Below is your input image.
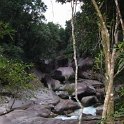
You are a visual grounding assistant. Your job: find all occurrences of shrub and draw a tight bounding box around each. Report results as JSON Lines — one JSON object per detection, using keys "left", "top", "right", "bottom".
{"left": 0, "top": 55, "right": 34, "bottom": 97}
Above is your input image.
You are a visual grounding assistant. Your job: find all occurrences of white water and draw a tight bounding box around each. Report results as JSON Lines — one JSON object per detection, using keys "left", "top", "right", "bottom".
{"left": 82, "top": 106, "right": 96, "bottom": 116}
{"left": 55, "top": 115, "right": 78, "bottom": 120}
{"left": 54, "top": 106, "right": 96, "bottom": 120}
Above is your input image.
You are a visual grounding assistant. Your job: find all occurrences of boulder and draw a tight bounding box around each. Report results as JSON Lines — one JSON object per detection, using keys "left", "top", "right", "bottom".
{"left": 78, "top": 57, "right": 93, "bottom": 71}
{"left": 78, "top": 80, "right": 105, "bottom": 103}
{"left": 78, "top": 79, "right": 104, "bottom": 89}
{"left": 43, "top": 119, "right": 99, "bottom": 124}
{"left": 96, "top": 88, "right": 105, "bottom": 103}
{"left": 26, "top": 104, "right": 51, "bottom": 118}
{"left": 0, "top": 105, "right": 7, "bottom": 115}
{"left": 56, "top": 67, "right": 74, "bottom": 80}
{"left": 31, "top": 89, "right": 60, "bottom": 106}
{"left": 71, "top": 83, "right": 96, "bottom": 100}
{"left": 53, "top": 99, "right": 80, "bottom": 114}
{"left": 36, "top": 59, "right": 55, "bottom": 73}
{"left": 81, "top": 96, "right": 98, "bottom": 107}
{"left": 52, "top": 70, "right": 65, "bottom": 82}
{"left": 96, "top": 105, "right": 103, "bottom": 115}
{"left": 55, "top": 91, "right": 69, "bottom": 99}
{"left": 0, "top": 110, "right": 47, "bottom": 124}
{"left": 8, "top": 99, "right": 33, "bottom": 110}
{"left": 0, "top": 114, "right": 120, "bottom": 124}
{"left": 42, "top": 75, "right": 62, "bottom": 90}
{"left": 0, "top": 107, "right": 121, "bottom": 124}
{"left": 52, "top": 67, "right": 74, "bottom": 82}
{"left": 78, "top": 70, "right": 104, "bottom": 82}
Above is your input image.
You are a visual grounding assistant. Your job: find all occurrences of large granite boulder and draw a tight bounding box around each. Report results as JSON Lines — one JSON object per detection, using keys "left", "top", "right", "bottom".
{"left": 81, "top": 96, "right": 98, "bottom": 107}
{"left": 0, "top": 104, "right": 121, "bottom": 124}
{"left": 0, "top": 110, "right": 47, "bottom": 124}
{"left": 78, "top": 79, "right": 104, "bottom": 89}
{"left": 77, "top": 57, "right": 93, "bottom": 71}
{"left": 71, "top": 83, "right": 96, "bottom": 100}
{"left": 78, "top": 70, "right": 104, "bottom": 82}
{"left": 31, "top": 89, "right": 60, "bottom": 106}
{"left": 8, "top": 99, "right": 33, "bottom": 110}
{"left": 78, "top": 79, "right": 105, "bottom": 103}
{"left": 0, "top": 114, "right": 99, "bottom": 124}
{"left": 0, "top": 98, "right": 33, "bottom": 116}
{"left": 42, "top": 75, "right": 62, "bottom": 90}
{"left": 52, "top": 67, "right": 74, "bottom": 82}
{"left": 26, "top": 104, "right": 52, "bottom": 118}
{"left": 53, "top": 99, "right": 80, "bottom": 114}
{"left": 61, "top": 82, "right": 96, "bottom": 101}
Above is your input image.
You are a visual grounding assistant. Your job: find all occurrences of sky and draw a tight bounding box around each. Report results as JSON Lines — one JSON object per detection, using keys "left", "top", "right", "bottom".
{"left": 42, "top": 0, "right": 82, "bottom": 28}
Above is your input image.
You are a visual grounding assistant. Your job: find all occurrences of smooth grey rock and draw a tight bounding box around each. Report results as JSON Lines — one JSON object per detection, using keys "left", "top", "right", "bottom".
{"left": 32, "top": 89, "right": 60, "bottom": 106}
{"left": 71, "top": 83, "right": 96, "bottom": 99}
{"left": 0, "top": 109, "right": 41, "bottom": 124}
{"left": 54, "top": 99, "right": 79, "bottom": 114}
{"left": 0, "top": 105, "right": 7, "bottom": 115}
{"left": 8, "top": 99, "right": 33, "bottom": 110}
{"left": 26, "top": 104, "right": 51, "bottom": 118}
{"left": 81, "top": 96, "right": 98, "bottom": 107}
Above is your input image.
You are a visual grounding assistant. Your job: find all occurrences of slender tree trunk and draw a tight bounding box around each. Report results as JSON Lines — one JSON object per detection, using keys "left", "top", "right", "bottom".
{"left": 71, "top": 1, "right": 83, "bottom": 124}
{"left": 114, "top": 0, "right": 124, "bottom": 41}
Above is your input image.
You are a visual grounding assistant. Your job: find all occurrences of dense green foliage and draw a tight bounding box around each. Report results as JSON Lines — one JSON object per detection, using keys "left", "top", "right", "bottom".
{"left": 64, "top": 1, "right": 99, "bottom": 58}
{"left": 0, "top": 0, "right": 67, "bottom": 61}
{"left": 24, "top": 22, "right": 67, "bottom": 60}
{"left": 0, "top": 56, "right": 33, "bottom": 93}
{"left": 0, "top": 0, "right": 68, "bottom": 96}
{"left": 0, "top": 21, "right": 33, "bottom": 96}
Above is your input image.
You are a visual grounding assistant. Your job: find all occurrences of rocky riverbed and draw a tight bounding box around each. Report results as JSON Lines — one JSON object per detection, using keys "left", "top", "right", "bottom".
{"left": 0, "top": 56, "right": 123, "bottom": 124}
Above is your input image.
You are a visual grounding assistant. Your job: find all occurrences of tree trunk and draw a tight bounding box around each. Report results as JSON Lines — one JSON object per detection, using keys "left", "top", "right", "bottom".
{"left": 91, "top": 0, "right": 115, "bottom": 124}
{"left": 71, "top": 1, "right": 83, "bottom": 124}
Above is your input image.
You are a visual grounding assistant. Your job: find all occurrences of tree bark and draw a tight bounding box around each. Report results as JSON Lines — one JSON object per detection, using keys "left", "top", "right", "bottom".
{"left": 91, "top": 0, "right": 115, "bottom": 124}
{"left": 71, "top": 1, "right": 83, "bottom": 124}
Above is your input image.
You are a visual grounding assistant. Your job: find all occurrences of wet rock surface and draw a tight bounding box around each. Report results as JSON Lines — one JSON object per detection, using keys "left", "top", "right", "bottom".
{"left": 53, "top": 99, "right": 80, "bottom": 114}
{"left": 1, "top": 57, "right": 122, "bottom": 124}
